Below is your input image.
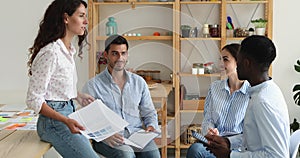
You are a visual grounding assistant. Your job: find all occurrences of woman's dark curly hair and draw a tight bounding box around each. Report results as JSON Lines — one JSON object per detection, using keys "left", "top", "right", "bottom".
{"left": 28, "top": 0, "right": 88, "bottom": 75}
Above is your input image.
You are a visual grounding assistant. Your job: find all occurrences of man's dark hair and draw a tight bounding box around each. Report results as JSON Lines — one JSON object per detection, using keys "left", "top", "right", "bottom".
{"left": 240, "top": 35, "right": 276, "bottom": 70}
{"left": 105, "top": 35, "right": 129, "bottom": 52}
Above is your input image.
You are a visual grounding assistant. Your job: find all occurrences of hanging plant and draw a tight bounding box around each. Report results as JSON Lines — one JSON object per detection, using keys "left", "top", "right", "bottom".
{"left": 293, "top": 59, "right": 300, "bottom": 106}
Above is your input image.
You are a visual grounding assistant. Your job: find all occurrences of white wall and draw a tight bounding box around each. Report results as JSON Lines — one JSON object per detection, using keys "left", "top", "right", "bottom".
{"left": 0, "top": 0, "right": 89, "bottom": 104}
{"left": 0, "top": 0, "right": 299, "bottom": 122}
{"left": 273, "top": 0, "right": 300, "bottom": 121}
{"left": 0, "top": 0, "right": 53, "bottom": 103}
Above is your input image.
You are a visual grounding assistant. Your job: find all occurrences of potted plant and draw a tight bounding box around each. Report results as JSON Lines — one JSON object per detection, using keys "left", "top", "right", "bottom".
{"left": 251, "top": 18, "right": 267, "bottom": 28}
{"left": 293, "top": 59, "right": 300, "bottom": 106}
{"left": 180, "top": 25, "right": 191, "bottom": 38}
{"left": 251, "top": 18, "right": 267, "bottom": 35}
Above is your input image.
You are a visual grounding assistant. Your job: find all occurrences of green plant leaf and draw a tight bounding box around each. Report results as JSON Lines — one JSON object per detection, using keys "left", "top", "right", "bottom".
{"left": 251, "top": 18, "right": 267, "bottom": 23}
{"left": 293, "top": 59, "right": 300, "bottom": 106}
{"left": 251, "top": 18, "right": 267, "bottom": 28}
{"left": 293, "top": 91, "right": 300, "bottom": 106}
{"left": 295, "top": 60, "right": 300, "bottom": 72}
{"left": 293, "top": 85, "right": 300, "bottom": 92}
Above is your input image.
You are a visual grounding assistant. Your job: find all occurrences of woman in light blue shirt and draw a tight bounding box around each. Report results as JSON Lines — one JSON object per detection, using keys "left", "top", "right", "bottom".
{"left": 187, "top": 44, "right": 250, "bottom": 158}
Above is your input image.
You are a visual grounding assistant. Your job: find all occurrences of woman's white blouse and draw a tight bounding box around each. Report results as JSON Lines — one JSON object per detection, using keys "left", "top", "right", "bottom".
{"left": 26, "top": 39, "right": 78, "bottom": 114}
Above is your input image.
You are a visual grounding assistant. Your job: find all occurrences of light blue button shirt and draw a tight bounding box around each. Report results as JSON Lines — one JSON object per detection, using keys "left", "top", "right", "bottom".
{"left": 230, "top": 79, "right": 290, "bottom": 157}
{"left": 82, "top": 68, "right": 159, "bottom": 135}
{"left": 202, "top": 78, "right": 250, "bottom": 137}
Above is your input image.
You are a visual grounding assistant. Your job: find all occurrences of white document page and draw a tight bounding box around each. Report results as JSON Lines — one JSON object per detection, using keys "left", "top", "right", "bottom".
{"left": 69, "top": 99, "right": 129, "bottom": 142}
{"left": 124, "top": 129, "right": 159, "bottom": 149}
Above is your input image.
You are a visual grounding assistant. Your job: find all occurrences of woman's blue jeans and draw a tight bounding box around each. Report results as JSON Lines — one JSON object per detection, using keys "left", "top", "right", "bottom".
{"left": 37, "top": 100, "right": 99, "bottom": 158}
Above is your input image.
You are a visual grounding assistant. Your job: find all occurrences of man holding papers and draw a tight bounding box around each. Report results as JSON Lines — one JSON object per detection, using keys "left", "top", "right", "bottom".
{"left": 82, "top": 35, "right": 161, "bottom": 158}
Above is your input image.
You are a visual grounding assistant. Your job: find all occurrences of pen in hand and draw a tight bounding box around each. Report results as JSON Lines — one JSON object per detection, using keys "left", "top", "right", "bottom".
{"left": 208, "top": 128, "right": 219, "bottom": 135}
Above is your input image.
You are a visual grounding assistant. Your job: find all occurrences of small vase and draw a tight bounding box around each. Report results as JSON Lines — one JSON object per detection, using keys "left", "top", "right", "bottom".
{"left": 255, "top": 28, "right": 266, "bottom": 36}
{"left": 106, "top": 17, "right": 118, "bottom": 36}
{"left": 181, "top": 29, "right": 190, "bottom": 38}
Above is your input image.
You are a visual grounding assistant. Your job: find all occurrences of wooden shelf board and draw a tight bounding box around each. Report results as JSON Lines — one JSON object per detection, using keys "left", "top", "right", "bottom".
{"left": 181, "top": 99, "right": 205, "bottom": 110}
{"left": 178, "top": 72, "right": 221, "bottom": 77}
{"left": 226, "top": 37, "right": 246, "bottom": 40}
{"left": 167, "top": 142, "right": 176, "bottom": 148}
{"left": 180, "top": 143, "right": 192, "bottom": 149}
{"left": 167, "top": 116, "right": 175, "bottom": 120}
{"left": 93, "top": 2, "right": 174, "bottom": 5}
{"left": 156, "top": 142, "right": 176, "bottom": 148}
{"left": 180, "top": 109, "right": 204, "bottom": 113}
{"left": 96, "top": 36, "right": 173, "bottom": 41}
{"left": 227, "top": 36, "right": 269, "bottom": 41}
{"left": 180, "top": 37, "right": 221, "bottom": 41}
{"left": 180, "top": 1, "right": 221, "bottom": 4}
{"left": 167, "top": 144, "right": 176, "bottom": 148}
{"left": 226, "top": 1, "right": 268, "bottom": 4}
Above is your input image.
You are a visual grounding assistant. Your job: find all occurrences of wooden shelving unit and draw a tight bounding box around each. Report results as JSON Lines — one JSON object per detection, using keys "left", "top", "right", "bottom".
{"left": 174, "top": 0, "right": 273, "bottom": 157}
{"left": 87, "top": 0, "right": 273, "bottom": 157}
{"left": 88, "top": 2, "right": 175, "bottom": 157}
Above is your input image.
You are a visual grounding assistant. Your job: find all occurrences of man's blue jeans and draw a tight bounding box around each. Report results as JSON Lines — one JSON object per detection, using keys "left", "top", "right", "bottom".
{"left": 186, "top": 143, "right": 216, "bottom": 158}
{"left": 92, "top": 130, "right": 161, "bottom": 158}
{"left": 37, "top": 100, "right": 99, "bottom": 158}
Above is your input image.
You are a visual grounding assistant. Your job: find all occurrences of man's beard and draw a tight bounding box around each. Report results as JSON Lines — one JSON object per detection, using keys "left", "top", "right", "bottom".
{"left": 109, "top": 60, "right": 127, "bottom": 72}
